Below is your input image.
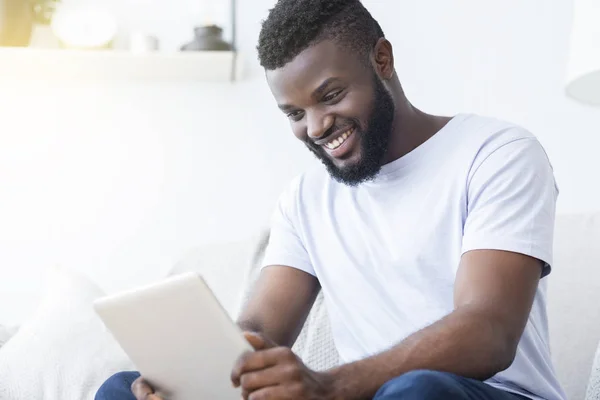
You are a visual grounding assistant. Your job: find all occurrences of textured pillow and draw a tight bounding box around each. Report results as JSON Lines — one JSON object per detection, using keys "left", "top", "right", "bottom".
{"left": 587, "top": 341, "right": 600, "bottom": 400}
{"left": 549, "top": 213, "right": 600, "bottom": 399}
{"left": 0, "top": 266, "right": 134, "bottom": 400}
{"left": 238, "top": 232, "right": 341, "bottom": 371}
{"left": 0, "top": 325, "right": 18, "bottom": 349}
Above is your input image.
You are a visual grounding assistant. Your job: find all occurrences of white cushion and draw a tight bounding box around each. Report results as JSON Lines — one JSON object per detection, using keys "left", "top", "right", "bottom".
{"left": 586, "top": 342, "right": 600, "bottom": 400}
{"left": 169, "top": 231, "right": 270, "bottom": 319}
{"left": 0, "top": 325, "right": 18, "bottom": 349}
{"left": 548, "top": 213, "right": 600, "bottom": 400}
{"left": 0, "top": 265, "right": 134, "bottom": 400}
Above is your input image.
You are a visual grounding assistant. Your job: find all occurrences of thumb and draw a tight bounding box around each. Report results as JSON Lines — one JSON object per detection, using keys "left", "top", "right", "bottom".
{"left": 243, "top": 331, "right": 277, "bottom": 350}
{"left": 131, "top": 377, "right": 163, "bottom": 400}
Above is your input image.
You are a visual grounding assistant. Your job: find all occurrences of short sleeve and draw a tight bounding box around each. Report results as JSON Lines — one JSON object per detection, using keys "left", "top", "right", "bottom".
{"left": 262, "top": 182, "right": 316, "bottom": 276}
{"left": 462, "top": 137, "right": 558, "bottom": 277}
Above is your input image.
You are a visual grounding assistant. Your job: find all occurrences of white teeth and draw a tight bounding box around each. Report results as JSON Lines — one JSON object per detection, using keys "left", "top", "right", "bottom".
{"left": 325, "top": 128, "right": 353, "bottom": 150}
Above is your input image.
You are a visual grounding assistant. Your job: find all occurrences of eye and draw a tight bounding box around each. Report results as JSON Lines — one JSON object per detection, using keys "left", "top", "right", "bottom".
{"left": 287, "top": 110, "right": 304, "bottom": 120}
{"left": 323, "top": 91, "right": 342, "bottom": 102}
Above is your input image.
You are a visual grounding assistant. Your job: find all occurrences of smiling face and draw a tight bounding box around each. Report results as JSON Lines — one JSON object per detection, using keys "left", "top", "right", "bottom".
{"left": 266, "top": 39, "right": 395, "bottom": 186}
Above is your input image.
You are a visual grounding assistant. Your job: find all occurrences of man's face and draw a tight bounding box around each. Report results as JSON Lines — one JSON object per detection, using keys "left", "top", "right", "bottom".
{"left": 266, "top": 40, "right": 395, "bottom": 186}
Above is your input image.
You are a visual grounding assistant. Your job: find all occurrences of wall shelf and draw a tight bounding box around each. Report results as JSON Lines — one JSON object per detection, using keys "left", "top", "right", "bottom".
{"left": 0, "top": 47, "right": 240, "bottom": 82}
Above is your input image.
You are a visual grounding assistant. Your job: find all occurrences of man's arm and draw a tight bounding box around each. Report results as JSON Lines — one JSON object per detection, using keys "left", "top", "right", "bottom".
{"left": 237, "top": 265, "right": 321, "bottom": 347}
{"left": 231, "top": 249, "right": 542, "bottom": 400}
{"left": 326, "top": 249, "right": 541, "bottom": 399}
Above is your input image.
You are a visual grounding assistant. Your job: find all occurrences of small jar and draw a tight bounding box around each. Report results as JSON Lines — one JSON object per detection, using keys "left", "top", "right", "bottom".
{"left": 181, "top": 25, "right": 232, "bottom": 51}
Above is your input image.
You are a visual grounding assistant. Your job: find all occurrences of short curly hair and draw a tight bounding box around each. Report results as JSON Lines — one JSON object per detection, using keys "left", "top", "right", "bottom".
{"left": 257, "top": 0, "right": 385, "bottom": 70}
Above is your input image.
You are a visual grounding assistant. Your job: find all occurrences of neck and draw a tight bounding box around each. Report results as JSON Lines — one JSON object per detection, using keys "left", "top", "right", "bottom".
{"left": 381, "top": 82, "right": 452, "bottom": 165}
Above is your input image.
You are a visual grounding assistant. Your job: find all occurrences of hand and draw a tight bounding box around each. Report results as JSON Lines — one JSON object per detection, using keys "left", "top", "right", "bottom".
{"left": 131, "top": 376, "right": 163, "bottom": 400}
{"left": 127, "top": 333, "right": 274, "bottom": 400}
{"left": 232, "top": 332, "right": 338, "bottom": 400}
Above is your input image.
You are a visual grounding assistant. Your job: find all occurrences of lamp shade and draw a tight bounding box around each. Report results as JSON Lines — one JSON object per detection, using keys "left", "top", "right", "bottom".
{"left": 566, "top": 0, "right": 600, "bottom": 106}
{"left": 51, "top": 5, "right": 117, "bottom": 49}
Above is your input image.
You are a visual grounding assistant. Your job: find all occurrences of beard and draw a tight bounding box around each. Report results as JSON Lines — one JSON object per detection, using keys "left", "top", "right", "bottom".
{"left": 305, "top": 72, "right": 395, "bottom": 186}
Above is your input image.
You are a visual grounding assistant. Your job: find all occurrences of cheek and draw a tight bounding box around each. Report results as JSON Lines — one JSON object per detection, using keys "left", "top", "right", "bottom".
{"left": 335, "top": 93, "right": 374, "bottom": 129}
{"left": 291, "top": 122, "right": 307, "bottom": 141}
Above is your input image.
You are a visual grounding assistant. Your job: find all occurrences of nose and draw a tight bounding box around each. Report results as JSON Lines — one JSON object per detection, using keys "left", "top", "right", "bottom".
{"left": 306, "top": 110, "right": 334, "bottom": 140}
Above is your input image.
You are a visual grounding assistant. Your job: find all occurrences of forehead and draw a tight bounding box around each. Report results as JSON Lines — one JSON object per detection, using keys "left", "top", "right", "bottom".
{"left": 266, "top": 40, "right": 367, "bottom": 103}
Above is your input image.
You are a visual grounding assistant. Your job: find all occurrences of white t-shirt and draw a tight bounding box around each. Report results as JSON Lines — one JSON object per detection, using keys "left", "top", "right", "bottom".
{"left": 262, "top": 114, "right": 566, "bottom": 400}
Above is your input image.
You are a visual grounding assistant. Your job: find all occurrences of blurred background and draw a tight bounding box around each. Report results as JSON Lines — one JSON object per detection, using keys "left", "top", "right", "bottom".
{"left": 0, "top": 0, "right": 598, "bottom": 325}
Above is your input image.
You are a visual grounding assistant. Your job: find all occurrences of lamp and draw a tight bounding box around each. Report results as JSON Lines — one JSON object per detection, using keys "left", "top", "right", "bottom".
{"left": 51, "top": 4, "right": 117, "bottom": 49}
{"left": 565, "top": 0, "right": 600, "bottom": 106}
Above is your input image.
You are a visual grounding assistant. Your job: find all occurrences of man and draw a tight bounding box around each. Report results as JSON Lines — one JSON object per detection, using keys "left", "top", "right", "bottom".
{"left": 96, "top": 0, "right": 567, "bottom": 399}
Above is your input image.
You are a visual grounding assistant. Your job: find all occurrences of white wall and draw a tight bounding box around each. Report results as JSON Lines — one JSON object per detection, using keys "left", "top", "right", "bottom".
{"left": 1, "top": 0, "right": 599, "bottom": 325}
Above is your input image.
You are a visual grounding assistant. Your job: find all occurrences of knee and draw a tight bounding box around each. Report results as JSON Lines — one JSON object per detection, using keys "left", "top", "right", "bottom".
{"left": 374, "top": 370, "right": 463, "bottom": 399}
{"left": 95, "top": 371, "right": 141, "bottom": 400}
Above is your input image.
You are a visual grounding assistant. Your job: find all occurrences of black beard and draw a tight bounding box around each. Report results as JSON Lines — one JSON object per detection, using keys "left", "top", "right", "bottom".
{"left": 305, "top": 73, "right": 395, "bottom": 186}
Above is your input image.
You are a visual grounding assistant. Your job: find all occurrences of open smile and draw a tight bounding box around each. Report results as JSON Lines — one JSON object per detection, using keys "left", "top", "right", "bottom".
{"left": 324, "top": 127, "right": 355, "bottom": 150}
{"left": 320, "top": 127, "right": 357, "bottom": 159}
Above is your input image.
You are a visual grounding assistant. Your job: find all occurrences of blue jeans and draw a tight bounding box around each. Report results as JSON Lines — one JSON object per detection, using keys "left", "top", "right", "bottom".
{"left": 96, "top": 370, "right": 529, "bottom": 400}
{"left": 373, "top": 370, "right": 529, "bottom": 399}
{"left": 96, "top": 371, "right": 140, "bottom": 400}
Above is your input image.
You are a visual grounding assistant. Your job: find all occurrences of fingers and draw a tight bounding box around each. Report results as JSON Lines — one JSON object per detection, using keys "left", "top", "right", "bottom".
{"left": 239, "top": 365, "right": 291, "bottom": 392}
{"left": 244, "top": 332, "right": 267, "bottom": 350}
{"left": 243, "top": 332, "right": 277, "bottom": 350}
{"left": 131, "top": 377, "right": 163, "bottom": 400}
{"left": 244, "top": 385, "right": 289, "bottom": 400}
{"left": 231, "top": 347, "right": 296, "bottom": 387}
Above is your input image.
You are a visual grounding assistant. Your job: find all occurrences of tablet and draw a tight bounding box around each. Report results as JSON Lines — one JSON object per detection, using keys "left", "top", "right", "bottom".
{"left": 93, "top": 272, "right": 253, "bottom": 400}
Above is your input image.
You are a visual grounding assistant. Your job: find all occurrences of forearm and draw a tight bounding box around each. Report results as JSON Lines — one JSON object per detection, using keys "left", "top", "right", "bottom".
{"left": 236, "top": 316, "right": 303, "bottom": 348}
{"left": 327, "top": 306, "right": 515, "bottom": 400}
{"left": 235, "top": 267, "right": 321, "bottom": 347}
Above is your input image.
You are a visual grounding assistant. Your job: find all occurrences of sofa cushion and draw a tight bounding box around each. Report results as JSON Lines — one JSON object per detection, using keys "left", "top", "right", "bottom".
{"left": 586, "top": 341, "right": 600, "bottom": 400}
{"left": 169, "top": 231, "right": 269, "bottom": 318}
{"left": 0, "top": 325, "right": 18, "bottom": 349}
{"left": 0, "top": 265, "right": 134, "bottom": 400}
{"left": 548, "top": 213, "right": 600, "bottom": 400}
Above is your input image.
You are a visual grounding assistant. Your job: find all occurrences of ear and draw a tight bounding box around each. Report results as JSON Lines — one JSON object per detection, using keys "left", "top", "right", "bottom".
{"left": 372, "top": 38, "right": 395, "bottom": 80}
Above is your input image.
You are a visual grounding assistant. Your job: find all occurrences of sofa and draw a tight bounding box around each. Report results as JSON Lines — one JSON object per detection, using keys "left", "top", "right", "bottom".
{"left": 0, "top": 212, "right": 598, "bottom": 400}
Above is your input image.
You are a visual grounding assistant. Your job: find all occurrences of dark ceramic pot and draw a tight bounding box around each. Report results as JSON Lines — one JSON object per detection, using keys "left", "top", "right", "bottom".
{"left": 181, "top": 25, "right": 232, "bottom": 51}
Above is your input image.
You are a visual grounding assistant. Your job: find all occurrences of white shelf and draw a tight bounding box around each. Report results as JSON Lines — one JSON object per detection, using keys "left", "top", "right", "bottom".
{"left": 0, "top": 48, "right": 239, "bottom": 82}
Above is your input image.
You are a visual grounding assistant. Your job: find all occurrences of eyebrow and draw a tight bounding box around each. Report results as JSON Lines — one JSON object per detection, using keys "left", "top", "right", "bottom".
{"left": 278, "top": 77, "right": 341, "bottom": 111}
{"left": 312, "top": 77, "right": 341, "bottom": 97}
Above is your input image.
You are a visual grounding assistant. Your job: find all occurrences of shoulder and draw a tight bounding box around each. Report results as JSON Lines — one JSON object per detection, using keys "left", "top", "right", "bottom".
{"left": 457, "top": 114, "right": 535, "bottom": 145}
{"left": 458, "top": 116, "right": 558, "bottom": 199}
{"left": 457, "top": 114, "right": 553, "bottom": 174}
{"left": 458, "top": 114, "right": 540, "bottom": 153}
